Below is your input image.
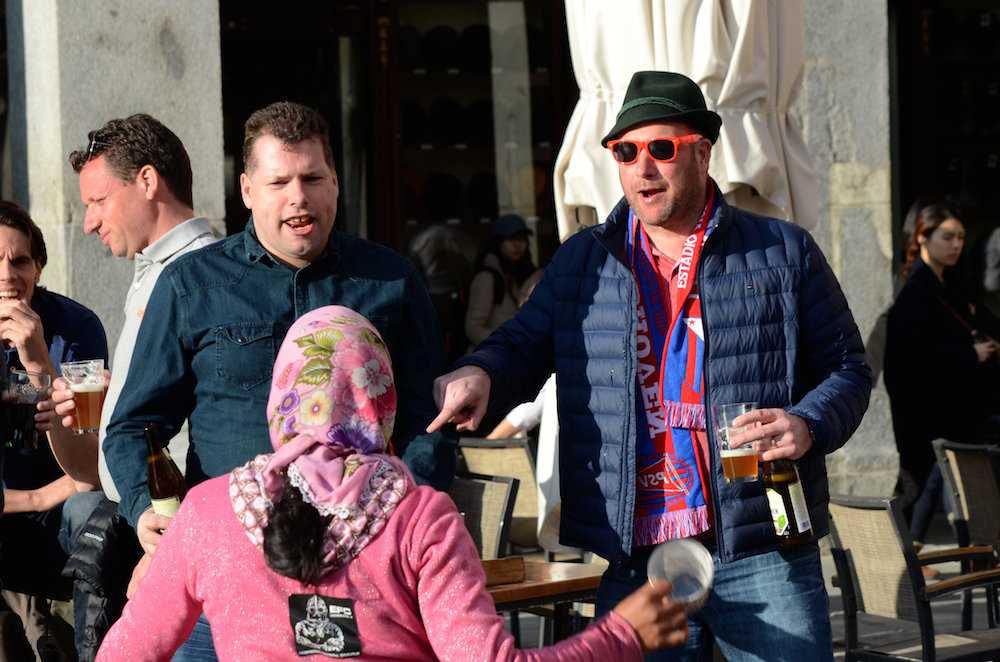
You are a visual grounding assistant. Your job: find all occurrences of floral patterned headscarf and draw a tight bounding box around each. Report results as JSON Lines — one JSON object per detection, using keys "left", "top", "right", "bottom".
{"left": 230, "top": 306, "right": 411, "bottom": 574}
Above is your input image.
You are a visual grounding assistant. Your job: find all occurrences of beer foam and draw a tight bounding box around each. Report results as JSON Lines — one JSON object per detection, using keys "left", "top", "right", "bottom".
{"left": 719, "top": 448, "right": 756, "bottom": 457}
{"left": 69, "top": 383, "right": 104, "bottom": 393}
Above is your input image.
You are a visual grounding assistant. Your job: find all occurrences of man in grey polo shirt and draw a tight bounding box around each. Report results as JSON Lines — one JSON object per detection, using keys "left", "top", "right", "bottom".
{"left": 49, "top": 114, "right": 216, "bottom": 661}
{"left": 53, "top": 114, "right": 216, "bottom": 500}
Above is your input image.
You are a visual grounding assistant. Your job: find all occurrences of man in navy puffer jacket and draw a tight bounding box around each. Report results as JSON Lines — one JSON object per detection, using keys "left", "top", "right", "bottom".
{"left": 429, "top": 71, "right": 871, "bottom": 661}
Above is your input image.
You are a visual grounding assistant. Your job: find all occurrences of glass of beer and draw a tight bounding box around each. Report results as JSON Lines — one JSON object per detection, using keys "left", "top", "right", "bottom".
{"left": 59, "top": 359, "right": 105, "bottom": 434}
{"left": 710, "top": 401, "right": 760, "bottom": 483}
{"left": 4, "top": 370, "right": 51, "bottom": 450}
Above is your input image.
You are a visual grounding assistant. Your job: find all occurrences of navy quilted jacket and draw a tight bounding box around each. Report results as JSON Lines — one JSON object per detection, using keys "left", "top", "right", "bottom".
{"left": 459, "top": 187, "right": 872, "bottom": 563}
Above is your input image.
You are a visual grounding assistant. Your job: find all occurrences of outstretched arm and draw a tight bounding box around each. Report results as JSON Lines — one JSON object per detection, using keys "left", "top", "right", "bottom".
{"left": 427, "top": 365, "right": 492, "bottom": 433}
{"left": 104, "top": 278, "right": 191, "bottom": 528}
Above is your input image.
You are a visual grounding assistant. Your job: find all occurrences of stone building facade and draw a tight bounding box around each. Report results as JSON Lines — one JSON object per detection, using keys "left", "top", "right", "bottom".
{"left": 4, "top": 0, "right": 898, "bottom": 495}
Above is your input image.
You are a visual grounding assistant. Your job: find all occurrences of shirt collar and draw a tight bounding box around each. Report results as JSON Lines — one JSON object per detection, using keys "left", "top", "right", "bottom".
{"left": 136, "top": 217, "right": 215, "bottom": 267}
{"left": 242, "top": 215, "right": 340, "bottom": 269}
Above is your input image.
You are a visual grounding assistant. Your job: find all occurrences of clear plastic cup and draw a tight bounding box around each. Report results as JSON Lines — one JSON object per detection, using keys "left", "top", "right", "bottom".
{"left": 646, "top": 539, "right": 714, "bottom": 610}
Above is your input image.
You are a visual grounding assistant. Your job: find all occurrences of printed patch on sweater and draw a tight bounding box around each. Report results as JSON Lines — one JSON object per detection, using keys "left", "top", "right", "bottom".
{"left": 289, "top": 594, "right": 361, "bottom": 658}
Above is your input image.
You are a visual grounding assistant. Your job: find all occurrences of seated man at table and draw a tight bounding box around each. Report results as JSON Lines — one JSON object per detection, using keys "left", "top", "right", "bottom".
{"left": 0, "top": 200, "right": 109, "bottom": 659}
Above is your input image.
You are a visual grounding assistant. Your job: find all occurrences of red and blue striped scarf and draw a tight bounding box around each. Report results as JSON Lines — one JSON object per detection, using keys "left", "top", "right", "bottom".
{"left": 629, "top": 185, "right": 719, "bottom": 546}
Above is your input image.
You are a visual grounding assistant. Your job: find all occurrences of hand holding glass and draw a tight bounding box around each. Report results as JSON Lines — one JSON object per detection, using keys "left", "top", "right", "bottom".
{"left": 711, "top": 401, "right": 760, "bottom": 483}
{"left": 59, "top": 359, "right": 105, "bottom": 434}
{"left": 4, "top": 370, "right": 51, "bottom": 450}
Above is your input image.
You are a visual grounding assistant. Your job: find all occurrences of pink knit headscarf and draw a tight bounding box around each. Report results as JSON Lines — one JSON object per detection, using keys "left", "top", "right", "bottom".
{"left": 230, "top": 306, "right": 411, "bottom": 574}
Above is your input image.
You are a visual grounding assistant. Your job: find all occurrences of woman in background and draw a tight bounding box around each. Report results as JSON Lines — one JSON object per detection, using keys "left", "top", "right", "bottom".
{"left": 465, "top": 214, "right": 537, "bottom": 349}
{"left": 884, "top": 199, "right": 999, "bottom": 555}
{"left": 98, "top": 306, "right": 688, "bottom": 661}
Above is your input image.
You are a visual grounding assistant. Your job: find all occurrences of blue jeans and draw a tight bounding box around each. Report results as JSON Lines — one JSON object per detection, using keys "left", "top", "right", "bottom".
{"left": 172, "top": 614, "right": 217, "bottom": 662}
{"left": 57, "top": 490, "right": 112, "bottom": 657}
{"left": 595, "top": 541, "right": 832, "bottom": 662}
{"left": 57, "top": 490, "right": 109, "bottom": 554}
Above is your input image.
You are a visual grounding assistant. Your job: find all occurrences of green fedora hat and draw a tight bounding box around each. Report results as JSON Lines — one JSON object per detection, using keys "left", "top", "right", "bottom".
{"left": 601, "top": 71, "right": 722, "bottom": 147}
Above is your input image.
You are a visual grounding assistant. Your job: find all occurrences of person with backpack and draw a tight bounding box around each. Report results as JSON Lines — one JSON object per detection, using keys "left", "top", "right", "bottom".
{"left": 464, "top": 214, "right": 536, "bottom": 351}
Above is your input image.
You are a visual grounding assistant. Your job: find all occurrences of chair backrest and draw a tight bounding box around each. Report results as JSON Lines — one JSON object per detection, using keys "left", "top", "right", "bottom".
{"left": 459, "top": 437, "right": 538, "bottom": 519}
{"left": 933, "top": 439, "right": 1000, "bottom": 551}
{"left": 459, "top": 437, "right": 539, "bottom": 547}
{"left": 447, "top": 471, "right": 519, "bottom": 561}
{"left": 828, "top": 494, "right": 926, "bottom": 624}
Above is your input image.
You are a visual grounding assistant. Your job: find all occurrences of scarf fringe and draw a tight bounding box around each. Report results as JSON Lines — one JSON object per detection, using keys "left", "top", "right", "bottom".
{"left": 633, "top": 506, "right": 709, "bottom": 547}
{"left": 662, "top": 401, "right": 706, "bottom": 430}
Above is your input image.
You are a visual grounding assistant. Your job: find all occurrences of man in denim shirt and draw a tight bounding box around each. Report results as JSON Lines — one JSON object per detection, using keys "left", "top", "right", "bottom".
{"left": 103, "top": 102, "right": 455, "bottom": 622}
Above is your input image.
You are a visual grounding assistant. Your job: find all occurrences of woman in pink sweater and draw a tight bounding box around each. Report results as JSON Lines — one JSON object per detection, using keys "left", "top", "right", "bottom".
{"left": 97, "top": 306, "right": 688, "bottom": 661}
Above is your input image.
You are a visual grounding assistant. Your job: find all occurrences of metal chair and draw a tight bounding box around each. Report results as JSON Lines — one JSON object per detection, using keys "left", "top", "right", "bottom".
{"left": 828, "top": 493, "right": 1000, "bottom": 661}
{"left": 933, "top": 439, "right": 1000, "bottom": 630}
{"left": 447, "top": 471, "right": 518, "bottom": 561}
{"left": 460, "top": 437, "right": 593, "bottom": 644}
{"left": 933, "top": 439, "right": 1000, "bottom": 553}
{"left": 447, "top": 471, "right": 527, "bottom": 643}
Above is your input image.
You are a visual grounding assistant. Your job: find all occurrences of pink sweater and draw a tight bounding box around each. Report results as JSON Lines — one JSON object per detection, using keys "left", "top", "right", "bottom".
{"left": 97, "top": 478, "right": 643, "bottom": 661}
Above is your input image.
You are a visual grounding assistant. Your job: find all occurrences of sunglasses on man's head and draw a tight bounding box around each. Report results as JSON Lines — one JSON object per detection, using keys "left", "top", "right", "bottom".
{"left": 607, "top": 134, "right": 702, "bottom": 165}
{"left": 84, "top": 138, "right": 112, "bottom": 163}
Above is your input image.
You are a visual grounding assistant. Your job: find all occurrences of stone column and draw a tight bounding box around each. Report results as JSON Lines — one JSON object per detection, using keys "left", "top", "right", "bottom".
{"left": 798, "top": 0, "right": 897, "bottom": 495}
{"left": 5, "top": 0, "right": 225, "bottom": 352}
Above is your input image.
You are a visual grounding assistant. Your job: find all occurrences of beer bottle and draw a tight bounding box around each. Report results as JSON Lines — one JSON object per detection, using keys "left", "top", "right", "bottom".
{"left": 762, "top": 456, "right": 812, "bottom": 545}
{"left": 145, "top": 422, "right": 187, "bottom": 518}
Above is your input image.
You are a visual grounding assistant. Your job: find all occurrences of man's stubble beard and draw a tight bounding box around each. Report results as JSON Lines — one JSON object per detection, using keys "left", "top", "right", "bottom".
{"left": 626, "top": 183, "right": 705, "bottom": 234}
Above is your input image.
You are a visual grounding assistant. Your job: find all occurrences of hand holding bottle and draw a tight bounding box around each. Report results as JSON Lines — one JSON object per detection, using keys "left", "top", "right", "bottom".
{"left": 138, "top": 423, "right": 187, "bottom": 556}
{"left": 136, "top": 508, "right": 174, "bottom": 556}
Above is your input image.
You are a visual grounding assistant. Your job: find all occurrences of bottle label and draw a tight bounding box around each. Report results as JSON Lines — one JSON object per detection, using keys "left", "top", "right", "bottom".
{"left": 766, "top": 487, "right": 789, "bottom": 536}
{"left": 787, "top": 480, "right": 812, "bottom": 533}
{"left": 151, "top": 496, "right": 181, "bottom": 518}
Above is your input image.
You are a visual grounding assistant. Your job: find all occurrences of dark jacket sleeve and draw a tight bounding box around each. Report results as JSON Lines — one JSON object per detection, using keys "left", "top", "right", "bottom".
{"left": 453, "top": 240, "right": 567, "bottom": 418}
{"left": 785, "top": 231, "right": 872, "bottom": 454}
{"left": 389, "top": 262, "right": 459, "bottom": 490}
{"left": 103, "top": 276, "right": 193, "bottom": 528}
{"left": 58, "top": 310, "right": 110, "bottom": 366}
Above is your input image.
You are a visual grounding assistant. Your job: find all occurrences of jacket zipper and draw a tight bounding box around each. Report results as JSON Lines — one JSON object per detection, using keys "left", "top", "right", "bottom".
{"left": 699, "top": 204, "right": 727, "bottom": 562}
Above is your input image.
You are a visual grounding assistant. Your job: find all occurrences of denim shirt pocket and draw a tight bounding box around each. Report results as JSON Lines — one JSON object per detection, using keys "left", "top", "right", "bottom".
{"left": 214, "top": 322, "right": 276, "bottom": 390}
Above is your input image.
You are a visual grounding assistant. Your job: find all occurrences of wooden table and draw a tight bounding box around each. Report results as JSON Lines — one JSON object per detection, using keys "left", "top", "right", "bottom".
{"left": 487, "top": 561, "right": 605, "bottom": 642}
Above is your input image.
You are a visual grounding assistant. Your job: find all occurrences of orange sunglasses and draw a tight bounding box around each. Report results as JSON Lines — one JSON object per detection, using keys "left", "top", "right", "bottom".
{"left": 607, "top": 134, "right": 701, "bottom": 165}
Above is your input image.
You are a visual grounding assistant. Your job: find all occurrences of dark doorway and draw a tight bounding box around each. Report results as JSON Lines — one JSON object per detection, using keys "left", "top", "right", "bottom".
{"left": 891, "top": 1, "right": 1000, "bottom": 313}
{"left": 219, "top": 0, "right": 576, "bottom": 265}
{"left": 219, "top": 1, "right": 371, "bottom": 240}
